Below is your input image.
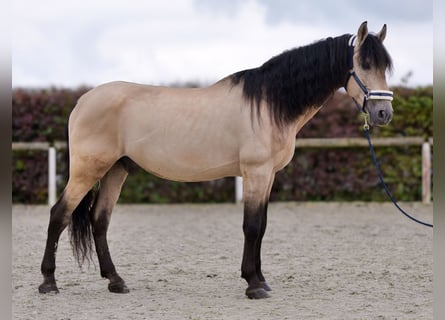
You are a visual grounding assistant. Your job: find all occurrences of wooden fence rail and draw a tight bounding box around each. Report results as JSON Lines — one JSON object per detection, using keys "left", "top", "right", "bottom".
{"left": 12, "top": 136, "right": 433, "bottom": 205}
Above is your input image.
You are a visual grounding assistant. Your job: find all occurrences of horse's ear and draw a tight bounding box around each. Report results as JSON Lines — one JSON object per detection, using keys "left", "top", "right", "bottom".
{"left": 376, "top": 24, "right": 387, "bottom": 42}
{"left": 357, "top": 21, "right": 368, "bottom": 46}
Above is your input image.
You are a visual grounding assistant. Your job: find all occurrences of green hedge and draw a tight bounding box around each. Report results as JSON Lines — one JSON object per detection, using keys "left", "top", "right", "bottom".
{"left": 12, "top": 85, "right": 432, "bottom": 203}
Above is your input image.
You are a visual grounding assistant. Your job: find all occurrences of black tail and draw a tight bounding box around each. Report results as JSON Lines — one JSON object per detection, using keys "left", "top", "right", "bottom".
{"left": 69, "top": 187, "right": 99, "bottom": 267}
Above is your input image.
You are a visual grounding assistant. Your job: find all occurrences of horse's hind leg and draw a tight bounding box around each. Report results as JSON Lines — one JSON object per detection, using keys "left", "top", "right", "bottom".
{"left": 39, "top": 151, "right": 116, "bottom": 294}
{"left": 90, "top": 160, "right": 129, "bottom": 293}
{"left": 39, "top": 176, "right": 99, "bottom": 293}
{"left": 39, "top": 194, "right": 68, "bottom": 293}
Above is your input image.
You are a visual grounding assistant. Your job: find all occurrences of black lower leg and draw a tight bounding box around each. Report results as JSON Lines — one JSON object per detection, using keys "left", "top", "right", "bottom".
{"left": 39, "top": 198, "right": 67, "bottom": 293}
{"left": 241, "top": 202, "right": 270, "bottom": 299}
{"left": 255, "top": 202, "right": 271, "bottom": 291}
{"left": 92, "top": 210, "right": 128, "bottom": 293}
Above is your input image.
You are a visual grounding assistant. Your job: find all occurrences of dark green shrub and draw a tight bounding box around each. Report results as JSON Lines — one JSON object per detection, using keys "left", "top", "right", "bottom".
{"left": 12, "top": 85, "right": 433, "bottom": 203}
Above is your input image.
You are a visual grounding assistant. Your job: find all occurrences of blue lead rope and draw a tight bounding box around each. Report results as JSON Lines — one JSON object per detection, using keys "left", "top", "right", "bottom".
{"left": 364, "top": 126, "right": 433, "bottom": 228}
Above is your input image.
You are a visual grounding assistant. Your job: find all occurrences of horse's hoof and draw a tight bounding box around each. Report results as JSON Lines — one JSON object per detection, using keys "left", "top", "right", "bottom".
{"left": 261, "top": 282, "right": 272, "bottom": 292}
{"left": 246, "top": 287, "right": 270, "bottom": 299}
{"left": 38, "top": 282, "right": 59, "bottom": 294}
{"left": 108, "top": 281, "right": 129, "bottom": 294}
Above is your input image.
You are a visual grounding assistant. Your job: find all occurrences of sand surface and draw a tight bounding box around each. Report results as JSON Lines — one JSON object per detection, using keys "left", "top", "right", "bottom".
{"left": 12, "top": 202, "right": 432, "bottom": 319}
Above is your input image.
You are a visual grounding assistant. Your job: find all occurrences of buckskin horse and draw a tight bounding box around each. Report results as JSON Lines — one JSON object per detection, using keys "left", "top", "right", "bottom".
{"left": 39, "top": 22, "right": 393, "bottom": 299}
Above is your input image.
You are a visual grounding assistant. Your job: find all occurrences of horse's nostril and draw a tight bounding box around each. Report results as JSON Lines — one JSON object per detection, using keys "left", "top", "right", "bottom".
{"left": 378, "top": 110, "right": 386, "bottom": 119}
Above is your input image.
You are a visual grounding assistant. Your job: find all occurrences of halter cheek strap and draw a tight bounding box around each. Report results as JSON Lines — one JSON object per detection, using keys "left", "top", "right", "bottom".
{"left": 345, "top": 35, "right": 393, "bottom": 113}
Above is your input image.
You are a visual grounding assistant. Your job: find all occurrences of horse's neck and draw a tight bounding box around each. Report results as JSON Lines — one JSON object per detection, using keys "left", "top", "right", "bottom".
{"left": 303, "top": 37, "right": 350, "bottom": 99}
{"left": 291, "top": 105, "right": 323, "bottom": 136}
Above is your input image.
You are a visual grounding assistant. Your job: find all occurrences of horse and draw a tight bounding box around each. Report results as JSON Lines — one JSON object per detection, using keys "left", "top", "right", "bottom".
{"left": 39, "top": 21, "right": 393, "bottom": 299}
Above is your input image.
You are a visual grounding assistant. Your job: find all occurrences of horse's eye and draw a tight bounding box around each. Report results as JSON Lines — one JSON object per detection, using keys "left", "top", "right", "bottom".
{"left": 361, "top": 59, "right": 372, "bottom": 70}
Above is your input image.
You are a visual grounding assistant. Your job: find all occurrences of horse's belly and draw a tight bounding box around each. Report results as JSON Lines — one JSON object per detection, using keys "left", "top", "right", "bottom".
{"left": 127, "top": 139, "right": 241, "bottom": 182}
{"left": 136, "top": 155, "right": 240, "bottom": 182}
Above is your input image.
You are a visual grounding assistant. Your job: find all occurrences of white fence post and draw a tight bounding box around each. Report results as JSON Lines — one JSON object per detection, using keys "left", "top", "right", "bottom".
{"left": 48, "top": 147, "right": 57, "bottom": 206}
{"left": 422, "top": 142, "right": 431, "bottom": 204}
{"left": 235, "top": 176, "right": 243, "bottom": 203}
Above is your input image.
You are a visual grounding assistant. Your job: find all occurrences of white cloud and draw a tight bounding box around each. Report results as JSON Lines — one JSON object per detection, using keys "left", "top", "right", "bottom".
{"left": 384, "top": 21, "right": 433, "bottom": 85}
{"left": 12, "top": 0, "right": 432, "bottom": 88}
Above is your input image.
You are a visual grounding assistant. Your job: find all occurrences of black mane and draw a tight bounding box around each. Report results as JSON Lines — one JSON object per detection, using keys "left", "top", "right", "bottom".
{"left": 231, "top": 33, "right": 392, "bottom": 127}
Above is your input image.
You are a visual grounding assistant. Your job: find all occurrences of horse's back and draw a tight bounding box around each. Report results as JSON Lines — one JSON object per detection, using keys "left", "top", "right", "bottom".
{"left": 72, "top": 81, "right": 157, "bottom": 117}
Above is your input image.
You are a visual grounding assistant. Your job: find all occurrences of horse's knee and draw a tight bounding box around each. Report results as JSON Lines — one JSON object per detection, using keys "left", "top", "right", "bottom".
{"left": 49, "top": 194, "right": 68, "bottom": 222}
{"left": 243, "top": 202, "right": 266, "bottom": 238}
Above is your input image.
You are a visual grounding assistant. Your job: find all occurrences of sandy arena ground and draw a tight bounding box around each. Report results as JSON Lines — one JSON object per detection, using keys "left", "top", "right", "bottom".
{"left": 12, "top": 202, "right": 432, "bottom": 320}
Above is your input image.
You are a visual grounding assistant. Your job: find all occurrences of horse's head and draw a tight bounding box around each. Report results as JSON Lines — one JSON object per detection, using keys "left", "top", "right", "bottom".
{"left": 345, "top": 21, "right": 393, "bottom": 127}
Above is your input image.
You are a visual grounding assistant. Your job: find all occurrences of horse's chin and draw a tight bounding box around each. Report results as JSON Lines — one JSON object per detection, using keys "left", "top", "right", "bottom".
{"left": 369, "top": 119, "right": 391, "bottom": 127}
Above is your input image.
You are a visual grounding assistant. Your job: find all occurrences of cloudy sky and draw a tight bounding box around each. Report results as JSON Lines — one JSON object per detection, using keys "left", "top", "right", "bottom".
{"left": 12, "top": 0, "right": 432, "bottom": 88}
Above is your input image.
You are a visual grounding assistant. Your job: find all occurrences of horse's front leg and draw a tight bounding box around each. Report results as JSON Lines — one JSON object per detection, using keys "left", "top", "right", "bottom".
{"left": 240, "top": 167, "right": 274, "bottom": 299}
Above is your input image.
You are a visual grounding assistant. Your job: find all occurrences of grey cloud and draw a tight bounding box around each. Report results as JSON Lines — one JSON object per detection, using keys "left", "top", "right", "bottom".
{"left": 258, "top": 0, "right": 431, "bottom": 29}
{"left": 193, "top": 0, "right": 244, "bottom": 17}
{"left": 194, "top": 0, "right": 432, "bottom": 27}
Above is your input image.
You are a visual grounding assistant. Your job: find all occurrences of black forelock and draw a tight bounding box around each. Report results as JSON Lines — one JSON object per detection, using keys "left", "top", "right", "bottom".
{"left": 359, "top": 34, "right": 393, "bottom": 73}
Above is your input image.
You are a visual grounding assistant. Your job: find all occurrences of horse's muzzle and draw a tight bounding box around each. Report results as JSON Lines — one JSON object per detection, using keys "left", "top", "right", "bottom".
{"left": 367, "top": 101, "right": 393, "bottom": 126}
